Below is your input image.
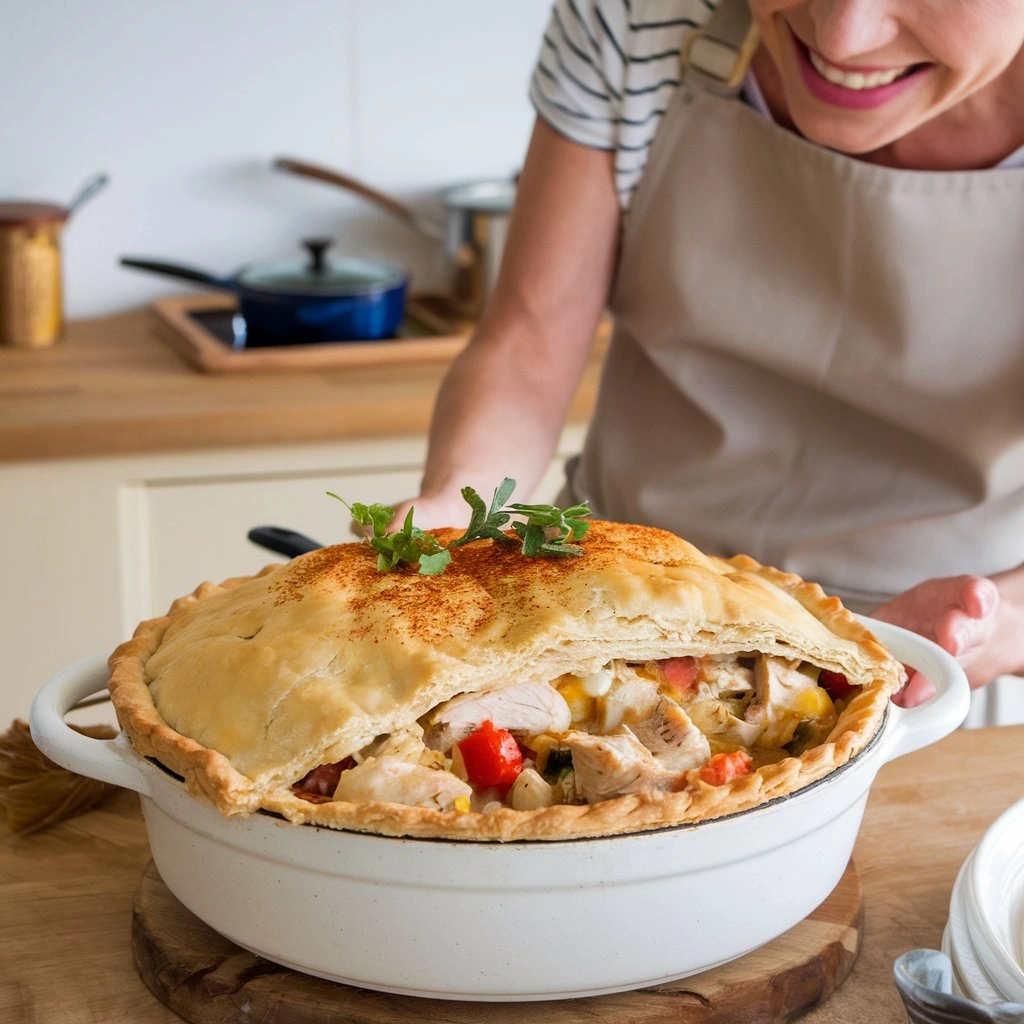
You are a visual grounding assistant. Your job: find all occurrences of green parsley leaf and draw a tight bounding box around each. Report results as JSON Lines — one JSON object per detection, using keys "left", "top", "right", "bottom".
{"left": 327, "top": 493, "right": 449, "bottom": 575}
{"left": 344, "top": 500, "right": 395, "bottom": 539}
{"left": 507, "top": 499, "right": 591, "bottom": 557}
{"left": 450, "top": 479, "right": 592, "bottom": 559}
{"left": 416, "top": 549, "right": 454, "bottom": 575}
{"left": 448, "top": 477, "right": 518, "bottom": 549}
{"left": 329, "top": 479, "right": 592, "bottom": 574}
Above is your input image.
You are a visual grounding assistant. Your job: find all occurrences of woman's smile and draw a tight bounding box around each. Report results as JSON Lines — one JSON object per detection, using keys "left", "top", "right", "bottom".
{"left": 792, "top": 29, "right": 931, "bottom": 111}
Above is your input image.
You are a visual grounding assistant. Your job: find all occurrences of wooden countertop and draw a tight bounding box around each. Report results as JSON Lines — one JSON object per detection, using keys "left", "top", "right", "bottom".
{"left": 2, "top": 723, "right": 1022, "bottom": 1023}
{"left": 0, "top": 306, "right": 605, "bottom": 463}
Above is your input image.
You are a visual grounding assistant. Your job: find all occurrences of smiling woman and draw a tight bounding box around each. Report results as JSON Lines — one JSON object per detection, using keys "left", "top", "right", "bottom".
{"left": 391, "top": 0, "right": 1024, "bottom": 726}
{"left": 750, "top": 0, "right": 1024, "bottom": 165}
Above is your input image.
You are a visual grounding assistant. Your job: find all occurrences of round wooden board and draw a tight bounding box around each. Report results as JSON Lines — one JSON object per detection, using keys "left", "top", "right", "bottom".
{"left": 132, "top": 859, "right": 862, "bottom": 1024}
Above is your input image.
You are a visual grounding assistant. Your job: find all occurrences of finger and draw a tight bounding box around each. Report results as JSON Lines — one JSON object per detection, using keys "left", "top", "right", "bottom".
{"left": 891, "top": 671, "right": 936, "bottom": 708}
{"left": 935, "top": 606, "right": 996, "bottom": 659}
{"left": 962, "top": 576, "right": 1000, "bottom": 619}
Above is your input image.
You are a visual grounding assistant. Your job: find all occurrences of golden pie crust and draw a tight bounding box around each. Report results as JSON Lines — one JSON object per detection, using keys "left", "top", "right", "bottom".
{"left": 108, "top": 521, "right": 905, "bottom": 841}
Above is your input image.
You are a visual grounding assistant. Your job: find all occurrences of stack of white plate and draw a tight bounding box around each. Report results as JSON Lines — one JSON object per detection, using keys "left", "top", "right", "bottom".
{"left": 943, "top": 796, "right": 1024, "bottom": 1004}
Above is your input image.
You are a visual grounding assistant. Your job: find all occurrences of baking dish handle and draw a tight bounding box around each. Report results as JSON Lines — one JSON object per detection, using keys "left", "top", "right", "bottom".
{"left": 862, "top": 617, "right": 972, "bottom": 764}
{"left": 29, "top": 653, "right": 152, "bottom": 797}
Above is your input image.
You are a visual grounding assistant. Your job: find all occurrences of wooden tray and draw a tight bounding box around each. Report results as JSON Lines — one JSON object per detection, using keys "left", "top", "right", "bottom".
{"left": 151, "top": 292, "right": 473, "bottom": 374}
{"left": 132, "top": 858, "right": 862, "bottom": 1024}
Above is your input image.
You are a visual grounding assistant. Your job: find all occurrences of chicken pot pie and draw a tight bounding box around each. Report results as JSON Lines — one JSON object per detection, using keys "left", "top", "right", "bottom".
{"left": 108, "top": 521, "right": 905, "bottom": 841}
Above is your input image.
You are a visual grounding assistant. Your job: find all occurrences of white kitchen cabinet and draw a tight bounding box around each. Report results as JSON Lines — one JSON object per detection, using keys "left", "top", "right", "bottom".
{"left": 1, "top": 428, "right": 584, "bottom": 725}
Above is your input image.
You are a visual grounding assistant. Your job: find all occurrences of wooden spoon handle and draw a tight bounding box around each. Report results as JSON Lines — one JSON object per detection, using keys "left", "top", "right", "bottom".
{"left": 273, "top": 157, "right": 441, "bottom": 240}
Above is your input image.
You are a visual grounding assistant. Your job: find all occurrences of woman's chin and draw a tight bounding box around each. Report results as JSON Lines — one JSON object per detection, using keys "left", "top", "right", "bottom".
{"left": 786, "top": 110, "right": 911, "bottom": 156}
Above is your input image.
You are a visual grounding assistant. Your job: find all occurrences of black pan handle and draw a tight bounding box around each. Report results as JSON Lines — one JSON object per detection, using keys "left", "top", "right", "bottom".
{"left": 120, "top": 256, "right": 231, "bottom": 289}
{"left": 247, "top": 526, "right": 323, "bottom": 558}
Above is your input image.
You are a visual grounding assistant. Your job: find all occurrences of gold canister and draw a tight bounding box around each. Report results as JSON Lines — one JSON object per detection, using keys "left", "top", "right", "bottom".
{"left": 0, "top": 202, "right": 68, "bottom": 348}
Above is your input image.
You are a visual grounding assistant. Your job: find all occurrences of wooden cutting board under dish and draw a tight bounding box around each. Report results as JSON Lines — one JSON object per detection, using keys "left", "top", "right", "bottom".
{"left": 132, "top": 859, "right": 862, "bottom": 1024}
{"left": 151, "top": 293, "right": 474, "bottom": 374}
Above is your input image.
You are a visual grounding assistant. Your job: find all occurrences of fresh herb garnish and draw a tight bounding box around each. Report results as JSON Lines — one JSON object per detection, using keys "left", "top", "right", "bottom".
{"left": 329, "top": 478, "right": 591, "bottom": 574}
{"left": 327, "top": 494, "right": 452, "bottom": 575}
{"left": 451, "top": 478, "right": 590, "bottom": 557}
{"left": 505, "top": 498, "right": 591, "bottom": 557}
{"left": 448, "top": 477, "right": 517, "bottom": 549}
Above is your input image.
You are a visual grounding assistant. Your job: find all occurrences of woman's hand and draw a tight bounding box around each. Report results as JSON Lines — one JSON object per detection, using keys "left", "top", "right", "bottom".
{"left": 386, "top": 493, "right": 470, "bottom": 534}
{"left": 870, "top": 570, "right": 1024, "bottom": 707}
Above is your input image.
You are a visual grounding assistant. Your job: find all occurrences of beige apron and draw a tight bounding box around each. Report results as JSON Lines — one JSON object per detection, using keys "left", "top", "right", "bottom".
{"left": 565, "top": 1, "right": 1024, "bottom": 623}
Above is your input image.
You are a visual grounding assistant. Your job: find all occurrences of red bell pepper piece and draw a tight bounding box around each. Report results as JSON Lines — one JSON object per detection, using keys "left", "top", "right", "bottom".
{"left": 818, "top": 669, "right": 855, "bottom": 699}
{"left": 457, "top": 720, "right": 523, "bottom": 791}
{"left": 698, "top": 750, "right": 753, "bottom": 787}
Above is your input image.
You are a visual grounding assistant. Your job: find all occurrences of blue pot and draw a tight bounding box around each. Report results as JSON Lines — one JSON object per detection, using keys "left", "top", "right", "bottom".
{"left": 121, "top": 237, "right": 408, "bottom": 345}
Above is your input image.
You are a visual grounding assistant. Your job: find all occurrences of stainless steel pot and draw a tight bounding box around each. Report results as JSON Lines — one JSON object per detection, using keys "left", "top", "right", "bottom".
{"left": 274, "top": 156, "right": 516, "bottom": 318}
{"left": 436, "top": 177, "right": 516, "bottom": 316}
{"left": 29, "top": 619, "right": 969, "bottom": 1002}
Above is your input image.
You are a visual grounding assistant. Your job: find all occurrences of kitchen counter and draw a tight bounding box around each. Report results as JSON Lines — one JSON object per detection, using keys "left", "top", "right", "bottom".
{"left": 2, "top": 723, "right": 1021, "bottom": 1023}
{"left": 0, "top": 307, "right": 606, "bottom": 463}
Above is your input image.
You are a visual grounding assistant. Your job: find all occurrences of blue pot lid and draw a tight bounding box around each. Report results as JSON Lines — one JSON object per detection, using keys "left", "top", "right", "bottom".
{"left": 237, "top": 240, "right": 407, "bottom": 297}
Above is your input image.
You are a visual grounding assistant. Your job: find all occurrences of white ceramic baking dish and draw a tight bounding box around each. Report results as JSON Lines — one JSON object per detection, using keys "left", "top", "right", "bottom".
{"left": 30, "top": 618, "right": 968, "bottom": 1002}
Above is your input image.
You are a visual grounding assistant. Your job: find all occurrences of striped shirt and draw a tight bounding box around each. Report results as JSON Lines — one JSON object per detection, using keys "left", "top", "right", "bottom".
{"left": 528, "top": 0, "right": 1024, "bottom": 211}
{"left": 528, "top": 0, "right": 724, "bottom": 210}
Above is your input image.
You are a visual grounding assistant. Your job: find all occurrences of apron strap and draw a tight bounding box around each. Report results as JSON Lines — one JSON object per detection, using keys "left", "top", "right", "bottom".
{"left": 681, "top": 0, "right": 759, "bottom": 95}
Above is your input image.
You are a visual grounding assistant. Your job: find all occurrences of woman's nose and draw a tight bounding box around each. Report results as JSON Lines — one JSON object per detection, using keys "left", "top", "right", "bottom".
{"left": 805, "top": 0, "right": 901, "bottom": 61}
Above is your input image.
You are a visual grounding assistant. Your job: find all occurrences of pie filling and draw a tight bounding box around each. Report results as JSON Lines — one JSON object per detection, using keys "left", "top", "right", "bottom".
{"left": 291, "top": 653, "right": 858, "bottom": 813}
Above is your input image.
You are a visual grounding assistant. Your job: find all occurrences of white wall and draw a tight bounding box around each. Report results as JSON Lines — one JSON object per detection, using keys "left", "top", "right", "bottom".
{"left": 0, "top": 0, "right": 552, "bottom": 317}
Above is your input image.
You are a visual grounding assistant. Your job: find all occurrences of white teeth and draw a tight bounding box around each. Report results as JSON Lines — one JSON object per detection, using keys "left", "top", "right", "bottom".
{"left": 809, "top": 49, "right": 904, "bottom": 90}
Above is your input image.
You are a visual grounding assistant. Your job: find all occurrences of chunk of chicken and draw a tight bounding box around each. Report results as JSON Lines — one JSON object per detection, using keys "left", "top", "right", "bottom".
{"left": 424, "top": 680, "right": 572, "bottom": 752}
{"left": 563, "top": 727, "right": 683, "bottom": 803}
{"left": 745, "top": 656, "right": 836, "bottom": 748}
{"left": 630, "top": 697, "right": 711, "bottom": 771}
{"left": 360, "top": 721, "right": 443, "bottom": 769}
{"left": 695, "top": 655, "right": 756, "bottom": 700}
{"left": 333, "top": 755, "right": 471, "bottom": 810}
{"left": 596, "top": 664, "right": 661, "bottom": 733}
{"left": 687, "top": 698, "right": 765, "bottom": 749}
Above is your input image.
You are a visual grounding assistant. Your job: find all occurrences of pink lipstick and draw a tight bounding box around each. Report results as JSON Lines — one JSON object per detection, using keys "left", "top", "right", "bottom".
{"left": 793, "top": 32, "right": 930, "bottom": 110}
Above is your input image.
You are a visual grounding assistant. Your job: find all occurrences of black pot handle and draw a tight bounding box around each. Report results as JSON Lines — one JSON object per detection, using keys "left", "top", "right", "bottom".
{"left": 247, "top": 526, "right": 323, "bottom": 558}
{"left": 119, "top": 256, "right": 231, "bottom": 289}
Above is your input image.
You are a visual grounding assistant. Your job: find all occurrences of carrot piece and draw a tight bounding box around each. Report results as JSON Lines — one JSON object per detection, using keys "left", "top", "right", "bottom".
{"left": 698, "top": 750, "right": 753, "bottom": 786}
